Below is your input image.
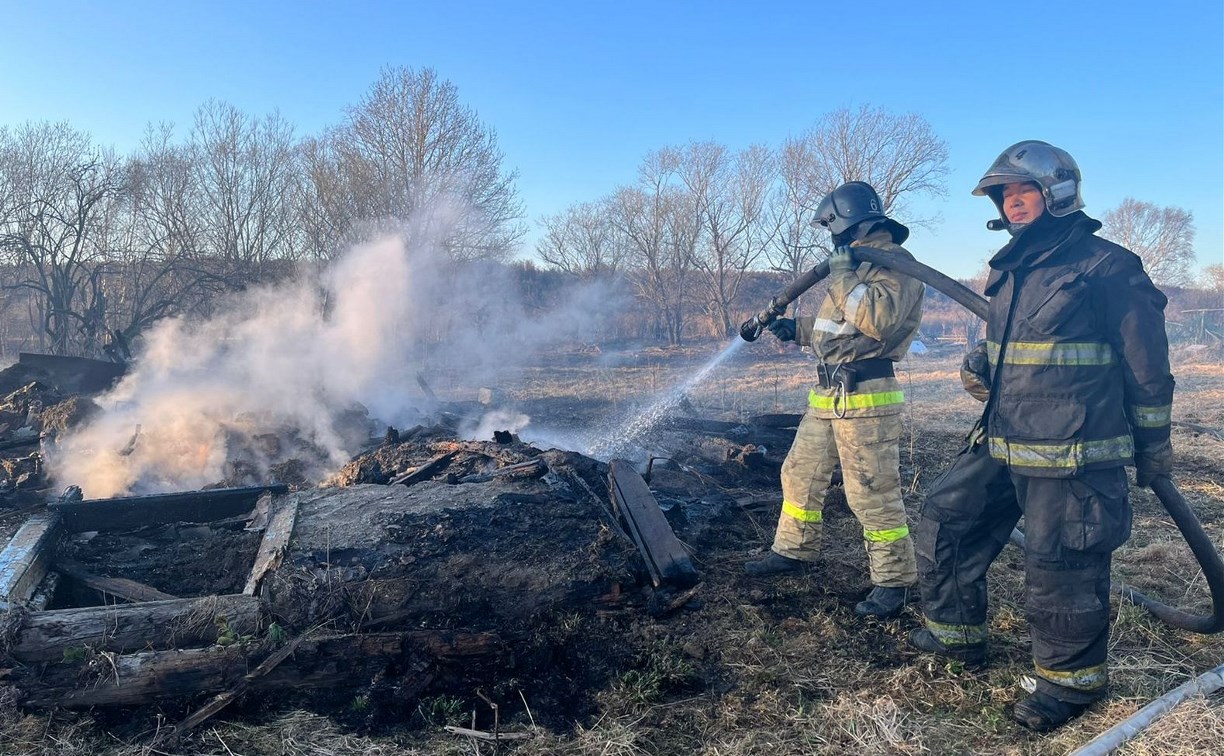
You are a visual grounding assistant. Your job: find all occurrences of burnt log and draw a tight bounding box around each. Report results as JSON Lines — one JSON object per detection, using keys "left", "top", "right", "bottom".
{"left": 17, "top": 630, "right": 501, "bottom": 709}
{"left": 9, "top": 594, "right": 261, "bottom": 662}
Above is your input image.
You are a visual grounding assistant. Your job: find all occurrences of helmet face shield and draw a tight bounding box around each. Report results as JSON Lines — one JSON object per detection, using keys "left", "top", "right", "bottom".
{"left": 973, "top": 141, "right": 1084, "bottom": 221}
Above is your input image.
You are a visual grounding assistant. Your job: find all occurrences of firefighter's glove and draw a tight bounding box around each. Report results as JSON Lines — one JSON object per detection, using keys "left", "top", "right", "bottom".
{"left": 766, "top": 318, "right": 797, "bottom": 342}
{"left": 959, "top": 342, "right": 991, "bottom": 403}
{"left": 1134, "top": 438, "right": 1173, "bottom": 487}
{"left": 828, "top": 245, "right": 857, "bottom": 274}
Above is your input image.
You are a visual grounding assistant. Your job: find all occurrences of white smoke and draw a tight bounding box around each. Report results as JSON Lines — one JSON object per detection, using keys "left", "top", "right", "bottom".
{"left": 46, "top": 230, "right": 635, "bottom": 497}
{"left": 47, "top": 236, "right": 425, "bottom": 498}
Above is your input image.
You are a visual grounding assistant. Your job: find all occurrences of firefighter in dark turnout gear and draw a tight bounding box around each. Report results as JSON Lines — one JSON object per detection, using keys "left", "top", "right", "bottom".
{"left": 908, "top": 141, "right": 1174, "bottom": 731}
{"left": 745, "top": 181, "right": 925, "bottom": 620}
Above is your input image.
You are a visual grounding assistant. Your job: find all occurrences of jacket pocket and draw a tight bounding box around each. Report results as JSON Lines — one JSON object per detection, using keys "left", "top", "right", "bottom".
{"left": 1025, "top": 273, "right": 1088, "bottom": 336}
{"left": 1062, "top": 468, "right": 1131, "bottom": 552}
{"left": 995, "top": 398, "right": 1086, "bottom": 476}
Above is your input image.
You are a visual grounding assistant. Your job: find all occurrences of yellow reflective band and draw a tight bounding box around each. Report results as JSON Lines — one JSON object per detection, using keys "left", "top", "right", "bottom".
{"left": 864, "top": 525, "right": 910, "bottom": 543}
{"left": 988, "top": 434, "right": 1134, "bottom": 469}
{"left": 925, "top": 619, "right": 988, "bottom": 646}
{"left": 986, "top": 340, "right": 1115, "bottom": 366}
{"left": 1129, "top": 403, "right": 1172, "bottom": 428}
{"left": 808, "top": 388, "right": 904, "bottom": 410}
{"left": 1034, "top": 661, "right": 1107, "bottom": 692}
{"left": 782, "top": 500, "right": 822, "bottom": 523}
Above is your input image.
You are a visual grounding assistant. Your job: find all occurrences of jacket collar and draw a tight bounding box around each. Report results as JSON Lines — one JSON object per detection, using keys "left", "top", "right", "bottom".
{"left": 985, "top": 212, "right": 1101, "bottom": 295}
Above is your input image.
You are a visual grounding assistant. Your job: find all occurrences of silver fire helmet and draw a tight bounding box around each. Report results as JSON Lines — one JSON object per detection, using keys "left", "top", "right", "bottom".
{"left": 973, "top": 141, "right": 1085, "bottom": 225}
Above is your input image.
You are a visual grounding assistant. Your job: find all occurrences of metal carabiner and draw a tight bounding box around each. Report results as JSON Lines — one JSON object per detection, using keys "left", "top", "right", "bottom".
{"left": 829, "top": 365, "right": 848, "bottom": 419}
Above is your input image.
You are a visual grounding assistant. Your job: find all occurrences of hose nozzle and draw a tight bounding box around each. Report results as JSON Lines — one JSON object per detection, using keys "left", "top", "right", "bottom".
{"left": 739, "top": 298, "right": 786, "bottom": 342}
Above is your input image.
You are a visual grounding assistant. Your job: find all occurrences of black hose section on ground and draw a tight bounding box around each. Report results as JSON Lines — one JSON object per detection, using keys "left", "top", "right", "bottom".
{"left": 748, "top": 246, "right": 1224, "bottom": 633}
{"left": 1119, "top": 476, "right": 1224, "bottom": 633}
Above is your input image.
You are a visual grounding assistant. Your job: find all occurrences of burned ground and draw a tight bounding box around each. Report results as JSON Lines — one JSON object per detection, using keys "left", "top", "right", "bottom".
{"left": 1, "top": 347, "right": 1223, "bottom": 754}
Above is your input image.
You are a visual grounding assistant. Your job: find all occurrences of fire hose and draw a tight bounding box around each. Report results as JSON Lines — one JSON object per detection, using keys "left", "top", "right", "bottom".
{"left": 740, "top": 246, "right": 1224, "bottom": 634}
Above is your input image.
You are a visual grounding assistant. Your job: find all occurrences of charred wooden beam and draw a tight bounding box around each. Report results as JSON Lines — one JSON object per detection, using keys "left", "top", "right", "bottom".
{"left": 390, "top": 451, "right": 457, "bottom": 486}
{"left": 19, "top": 630, "right": 502, "bottom": 709}
{"left": 27, "top": 569, "right": 62, "bottom": 612}
{"left": 9, "top": 594, "right": 261, "bottom": 663}
{"left": 607, "top": 460, "right": 698, "bottom": 589}
{"left": 53, "top": 559, "right": 178, "bottom": 603}
{"left": 0, "top": 512, "right": 61, "bottom": 609}
{"left": 51, "top": 484, "right": 289, "bottom": 533}
{"left": 244, "top": 497, "right": 299, "bottom": 595}
{"left": 452, "top": 457, "right": 546, "bottom": 484}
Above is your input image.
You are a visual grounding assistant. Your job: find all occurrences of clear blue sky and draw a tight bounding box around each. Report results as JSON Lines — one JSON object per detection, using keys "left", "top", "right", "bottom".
{"left": 2, "top": 0, "right": 1221, "bottom": 279}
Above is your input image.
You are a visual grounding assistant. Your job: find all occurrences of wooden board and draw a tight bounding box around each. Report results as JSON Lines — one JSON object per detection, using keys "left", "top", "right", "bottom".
{"left": 0, "top": 512, "right": 61, "bottom": 609}
{"left": 52, "top": 484, "right": 289, "bottom": 533}
{"left": 607, "top": 460, "right": 698, "bottom": 589}
{"left": 244, "top": 497, "right": 299, "bottom": 595}
{"left": 9, "top": 594, "right": 261, "bottom": 662}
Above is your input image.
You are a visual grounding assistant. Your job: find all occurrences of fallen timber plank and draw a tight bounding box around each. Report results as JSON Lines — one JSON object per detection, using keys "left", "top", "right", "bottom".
{"left": 607, "top": 459, "right": 698, "bottom": 589}
{"left": 244, "top": 496, "right": 299, "bottom": 595}
{"left": 0, "top": 511, "right": 61, "bottom": 609}
{"left": 10, "top": 594, "right": 260, "bottom": 663}
{"left": 51, "top": 484, "right": 289, "bottom": 533}
{"left": 53, "top": 559, "right": 178, "bottom": 603}
{"left": 20, "top": 630, "right": 502, "bottom": 708}
{"left": 454, "top": 457, "right": 546, "bottom": 484}
{"left": 157, "top": 632, "right": 309, "bottom": 745}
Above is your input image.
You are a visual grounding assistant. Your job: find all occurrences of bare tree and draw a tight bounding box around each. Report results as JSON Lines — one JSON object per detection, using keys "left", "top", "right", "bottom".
{"left": 1205, "top": 264, "right": 1224, "bottom": 294}
{"left": 0, "top": 122, "right": 127, "bottom": 356}
{"left": 304, "top": 66, "right": 525, "bottom": 261}
{"left": 803, "top": 105, "right": 950, "bottom": 229}
{"left": 536, "top": 199, "right": 624, "bottom": 277}
{"left": 188, "top": 101, "right": 304, "bottom": 281}
{"left": 671, "top": 141, "right": 777, "bottom": 337}
{"left": 766, "top": 133, "right": 825, "bottom": 281}
{"left": 608, "top": 150, "right": 696, "bottom": 345}
{"left": 1102, "top": 198, "right": 1197, "bottom": 288}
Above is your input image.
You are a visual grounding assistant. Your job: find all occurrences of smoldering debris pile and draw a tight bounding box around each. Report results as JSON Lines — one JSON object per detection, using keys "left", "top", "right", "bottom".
{"left": 0, "top": 347, "right": 808, "bottom": 739}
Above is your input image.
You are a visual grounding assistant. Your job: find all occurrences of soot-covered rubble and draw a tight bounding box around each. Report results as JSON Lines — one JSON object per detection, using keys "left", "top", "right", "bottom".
{"left": 0, "top": 359, "right": 805, "bottom": 739}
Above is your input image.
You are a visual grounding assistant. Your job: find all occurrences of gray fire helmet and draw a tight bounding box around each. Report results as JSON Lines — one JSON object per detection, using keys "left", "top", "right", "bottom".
{"left": 973, "top": 141, "right": 1085, "bottom": 226}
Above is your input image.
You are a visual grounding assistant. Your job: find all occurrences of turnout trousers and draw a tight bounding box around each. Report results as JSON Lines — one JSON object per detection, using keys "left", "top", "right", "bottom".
{"left": 773, "top": 409, "right": 916, "bottom": 587}
{"left": 914, "top": 438, "right": 1131, "bottom": 703}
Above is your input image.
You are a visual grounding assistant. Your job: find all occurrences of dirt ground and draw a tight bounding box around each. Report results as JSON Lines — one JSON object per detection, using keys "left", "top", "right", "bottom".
{"left": 2, "top": 344, "right": 1224, "bottom": 755}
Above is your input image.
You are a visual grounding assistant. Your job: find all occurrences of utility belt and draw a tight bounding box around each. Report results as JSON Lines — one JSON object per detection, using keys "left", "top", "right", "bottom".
{"left": 816, "top": 357, "right": 895, "bottom": 392}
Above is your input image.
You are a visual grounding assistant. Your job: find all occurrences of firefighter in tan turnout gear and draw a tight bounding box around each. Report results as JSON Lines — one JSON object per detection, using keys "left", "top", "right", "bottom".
{"left": 745, "top": 181, "right": 925, "bottom": 620}
{"left": 908, "top": 141, "right": 1174, "bottom": 732}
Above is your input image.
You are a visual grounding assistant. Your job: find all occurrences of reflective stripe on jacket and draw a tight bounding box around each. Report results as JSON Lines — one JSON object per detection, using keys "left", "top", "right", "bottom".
{"left": 982, "top": 213, "right": 1173, "bottom": 477}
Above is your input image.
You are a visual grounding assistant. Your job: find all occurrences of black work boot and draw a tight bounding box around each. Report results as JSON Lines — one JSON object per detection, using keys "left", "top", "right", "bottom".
{"left": 1012, "top": 691, "right": 1096, "bottom": 732}
{"left": 744, "top": 552, "right": 806, "bottom": 576}
{"left": 854, "top": 585, "right": 909, "bottom": 618}
{"left": 907, "top": 627, "right": 987, "bottom": 668}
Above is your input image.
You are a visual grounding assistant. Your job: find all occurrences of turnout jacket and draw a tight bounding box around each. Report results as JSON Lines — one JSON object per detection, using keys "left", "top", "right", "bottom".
{"left": 795, "top": 228, "right": 926, "bottom": 419}
{"left": 981, "top": 212, "right": 1173, "bottom": 477}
